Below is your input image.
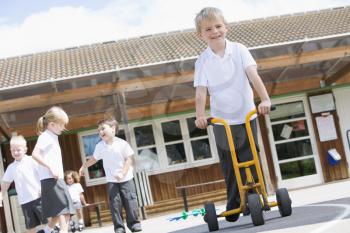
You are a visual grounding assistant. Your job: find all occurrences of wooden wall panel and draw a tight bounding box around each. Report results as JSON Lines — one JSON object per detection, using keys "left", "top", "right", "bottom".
{"left": 308, "top": 92, "right": 349, "bottom": 182}
{"left": 148, "top": 163, "right": 225, "bottom": 202}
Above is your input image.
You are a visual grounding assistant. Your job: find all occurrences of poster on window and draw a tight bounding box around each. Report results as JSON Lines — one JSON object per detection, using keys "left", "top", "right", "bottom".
{"left": 315, "top": 115, "right": 338, "bottom": 142}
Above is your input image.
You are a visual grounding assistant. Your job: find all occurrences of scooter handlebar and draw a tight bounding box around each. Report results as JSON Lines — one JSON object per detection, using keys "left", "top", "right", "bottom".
{"left": 207, "top": 117, "right": 214, "bottom": 126}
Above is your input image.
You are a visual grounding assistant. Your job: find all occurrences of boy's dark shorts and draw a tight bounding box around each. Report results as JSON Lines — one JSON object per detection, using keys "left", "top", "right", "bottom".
{"left": 21, "top": 197, "right": 48, "bottom": 229}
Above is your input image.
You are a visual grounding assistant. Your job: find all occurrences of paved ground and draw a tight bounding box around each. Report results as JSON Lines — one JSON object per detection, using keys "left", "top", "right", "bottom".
{"left": 170, "top": 198, "right": 350, "bottom": 233}
{"left": 83, "top": 179, "right": 350, "bottom": 233}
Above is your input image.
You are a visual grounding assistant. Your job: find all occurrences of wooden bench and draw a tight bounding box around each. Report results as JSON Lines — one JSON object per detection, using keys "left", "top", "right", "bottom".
{"left": 83, "top": 201, "right": 106, "bottom": 227}
{"left": 176, "top": 179, "right": 225, "bottom": 212}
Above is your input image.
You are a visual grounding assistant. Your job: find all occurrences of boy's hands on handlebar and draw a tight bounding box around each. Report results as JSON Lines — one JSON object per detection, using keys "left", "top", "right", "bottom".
{"left": 258, "top": 100, "right": 272, "bottom": 115}
{"left": 195, "top": 115, "right": 208, "bottom": 129}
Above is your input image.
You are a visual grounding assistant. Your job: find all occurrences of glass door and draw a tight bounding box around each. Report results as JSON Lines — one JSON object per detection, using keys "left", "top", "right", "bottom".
{"left": 266, "top": 97, "right": 323, "bottom": 189}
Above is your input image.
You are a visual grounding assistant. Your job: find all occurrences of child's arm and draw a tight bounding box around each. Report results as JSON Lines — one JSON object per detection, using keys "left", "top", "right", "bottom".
{"left": 32, "top": 147, "right": 59, "bottom": 179}
{"left": 79, "top": 157, "right": 98, "bottom": 177}
{"left": 246, "top": 66, "right": 271, "bottom": 114}
{"left": 0, "top": 182, "right": 11, "bottom": 195}
{"left": 0, "top": 182, "right": 11, "bottom": 205}
{"left": 79, "top": 192, "right": 89, "bottom": 206}
{"left": 115, "top": 157, "right": 132, "bottom": 181}
{"left": 195, "top": 86, "right": 208, "bottom": 129}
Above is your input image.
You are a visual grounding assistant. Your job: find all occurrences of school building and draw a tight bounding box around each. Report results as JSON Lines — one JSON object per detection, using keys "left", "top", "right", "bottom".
{"left": 0, "top": 6, "right": 350, "bottom": 233}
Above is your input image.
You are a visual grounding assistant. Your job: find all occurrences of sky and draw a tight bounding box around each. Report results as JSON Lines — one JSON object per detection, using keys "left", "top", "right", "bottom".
{"left": 0, "top": 0, "right": 350, "bottom": 59}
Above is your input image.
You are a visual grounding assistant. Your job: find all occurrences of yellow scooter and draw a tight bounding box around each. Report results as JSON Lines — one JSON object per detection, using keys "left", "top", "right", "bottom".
{"left": 204, "top": 108, "right": 292, "bottom": 231}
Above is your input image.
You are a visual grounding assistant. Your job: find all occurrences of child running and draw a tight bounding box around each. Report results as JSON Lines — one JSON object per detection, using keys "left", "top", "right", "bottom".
{"left": 32, "top": 106, "right": 74, "bottom": 233}
{"left": 79, "top": 116, "right": 142, "bottom": 233}
{"left": 64, "top": 170, "right": 89, "bottom": 232}
{"left": 1, "top": 135, "right": 47, "bottom": 233}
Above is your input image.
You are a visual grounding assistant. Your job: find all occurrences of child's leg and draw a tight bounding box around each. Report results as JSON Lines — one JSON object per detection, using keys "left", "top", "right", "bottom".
{"left": 108, "top": 182, "right": 124, "bottom": 231}
{"left": 213, "top": 124, "right": 240, "bottom": 222}
{"left": 44, "top": 216, "right": 59, "bottom": 233}
{"left": 58, "top": 214, "right": 70, "bottom": 233}
{"left": 120, "top": 180, "right": 141, "bottom": 231}
{"left": 76, "top": 208, "right": 83, "bottom": 222}
{"left": 76, "top": 208, "right": 85, "bottom": 230}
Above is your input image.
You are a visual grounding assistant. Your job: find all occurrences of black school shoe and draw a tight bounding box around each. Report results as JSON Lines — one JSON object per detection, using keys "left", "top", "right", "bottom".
{"left": 225, "top": 213, "right": 240, "bottom": 222}
{"left": 36, "top": 230, "right": 45, "bottom": 233}
{"left": 130, "top": 223, "right": 142, "bottom": 232}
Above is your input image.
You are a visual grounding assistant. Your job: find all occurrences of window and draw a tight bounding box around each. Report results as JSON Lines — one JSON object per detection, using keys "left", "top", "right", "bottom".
{"left": 269, "top": 100, "right": 318, "bottom": 181}
{"left": 161, "top": 120, "right": 187, "bottom": 165}
{"left": 78, "top": 127, "right": 125, "bottom": 186}
{"left": 187, "top": 117, "right": 212, "bottom": 161}
{"left": 133, "top": 125, "right": 160, "bottom": 171}
{"left": 79, "top": 113, "right": 218, "bottom": 182}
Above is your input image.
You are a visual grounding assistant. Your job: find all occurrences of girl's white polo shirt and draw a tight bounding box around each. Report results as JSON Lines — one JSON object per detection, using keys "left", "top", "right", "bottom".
{"left": 93, "top": 137, "right": 134, "bottom": 183}
{"left": 34, "top": 130, "right": 64, "bottom": 180}
{"left": 68, "top": 183, "right": 84, "bottom": 203}
{"left": 2, "top": 155, "right": 41, "bottom": 205}
{"left": 194, "top": 40, "right": 257, "bottom": 124}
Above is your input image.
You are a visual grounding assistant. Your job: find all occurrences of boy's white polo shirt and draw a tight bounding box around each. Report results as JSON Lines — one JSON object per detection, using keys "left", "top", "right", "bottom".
{"left": 35, "top": 129, "right": 64, "bottom": 180}
{"left": 93, "top": 137, "right": 134, "bottom": 183}
{"left": 2, "top": 155, "right": 41, "bottom": 205}
{"left": 194, "top": 40, "right": 257, "bottom": 124}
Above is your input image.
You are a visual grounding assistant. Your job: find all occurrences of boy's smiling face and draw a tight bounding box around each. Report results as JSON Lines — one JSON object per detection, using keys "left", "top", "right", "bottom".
{"left": 98, "top": 123, "right": 116, "bottom": 142}
{"left": 10, "top": 144, "right": 27, "bottom": 161}
{"left": 199, "top": 17, "right": 228, "bottom": 48}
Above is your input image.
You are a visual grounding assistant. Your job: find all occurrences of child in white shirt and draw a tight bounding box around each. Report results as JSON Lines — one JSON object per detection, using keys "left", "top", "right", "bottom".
{"left": 64, "top": 170, "right": 88, "bottom": 232}
{"left": 79, "top": 116, "right": 141, "bottom": 233}
{"left": 1, "top": 135, "right": 47, "bottom": 233}
{"left": 32, "top": 106, "right": 74, "bottom": 233}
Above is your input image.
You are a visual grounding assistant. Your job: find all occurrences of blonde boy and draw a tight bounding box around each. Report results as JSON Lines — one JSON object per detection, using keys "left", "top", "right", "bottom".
{"left": 1, "top": 135, "right": 47, "bottom": 233}
{"left": 194, "top": 7, "right": 271, "bottom": 222}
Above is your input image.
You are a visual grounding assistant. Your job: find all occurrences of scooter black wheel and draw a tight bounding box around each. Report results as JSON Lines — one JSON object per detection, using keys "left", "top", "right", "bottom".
{"left": 248, "top": 194, "right": 265, "bottom": 226}
{"left": 204, "top": 202, "right": 219, "bottom": 232}
{"left": 276, "top": 188, "right": 292, "bottom": 217}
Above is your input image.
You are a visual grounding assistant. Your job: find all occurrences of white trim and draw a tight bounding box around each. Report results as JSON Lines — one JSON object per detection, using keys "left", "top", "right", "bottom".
{"left": 249, "top": 32, "right": 350, "bottom": 50}
{"left": 278, "top": 155, "right": 315, "bottom": 164}
{"left": 271, "top": 116, "right": 307, "bottom": 125}
{"left": 274, "top": 135, "right": 312, "bottom": 144}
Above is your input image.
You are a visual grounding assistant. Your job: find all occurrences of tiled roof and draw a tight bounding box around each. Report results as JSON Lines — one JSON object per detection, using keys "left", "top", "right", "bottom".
{"left": 0, "top": 6, "right": 349, "bottom": 90}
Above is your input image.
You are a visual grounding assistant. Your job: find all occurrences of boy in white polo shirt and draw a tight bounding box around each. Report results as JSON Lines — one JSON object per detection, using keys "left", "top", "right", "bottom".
{"left": 194, "top": 7, "right": 271, "bottom": 222}
{"left": 79, "top": 117, "right": 141, "bottom": 233}
{"left": 1, "top": 135, "right": 47, "bottom": 233}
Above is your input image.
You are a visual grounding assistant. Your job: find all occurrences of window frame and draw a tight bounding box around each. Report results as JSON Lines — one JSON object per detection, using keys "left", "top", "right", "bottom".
{"left": 129, "top": 112, "right": 218, "bottom": 175}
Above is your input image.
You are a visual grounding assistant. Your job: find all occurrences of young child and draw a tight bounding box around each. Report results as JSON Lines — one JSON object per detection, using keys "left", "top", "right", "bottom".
{"left": 64, "top": 170, "right": 88, "bottom": 232}
{"left": 79, "top": 116, "right": 141, "bottom": 233}
{"left": 194, "top": 7, "right": 271, "bottom": 222}
{"left": 32, "top": 106, "right": 74, "bottom": 233}
{"left": 1, "top": 135, "right": 47, "bottom": 233}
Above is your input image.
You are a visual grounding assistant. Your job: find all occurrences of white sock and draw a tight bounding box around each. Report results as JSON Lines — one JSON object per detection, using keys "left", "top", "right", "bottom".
{"left": 78, "top": 219, "right": 84, "bottom": 224}
{"left": 44, "top": 225, "right": 53, "bottom": 233}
